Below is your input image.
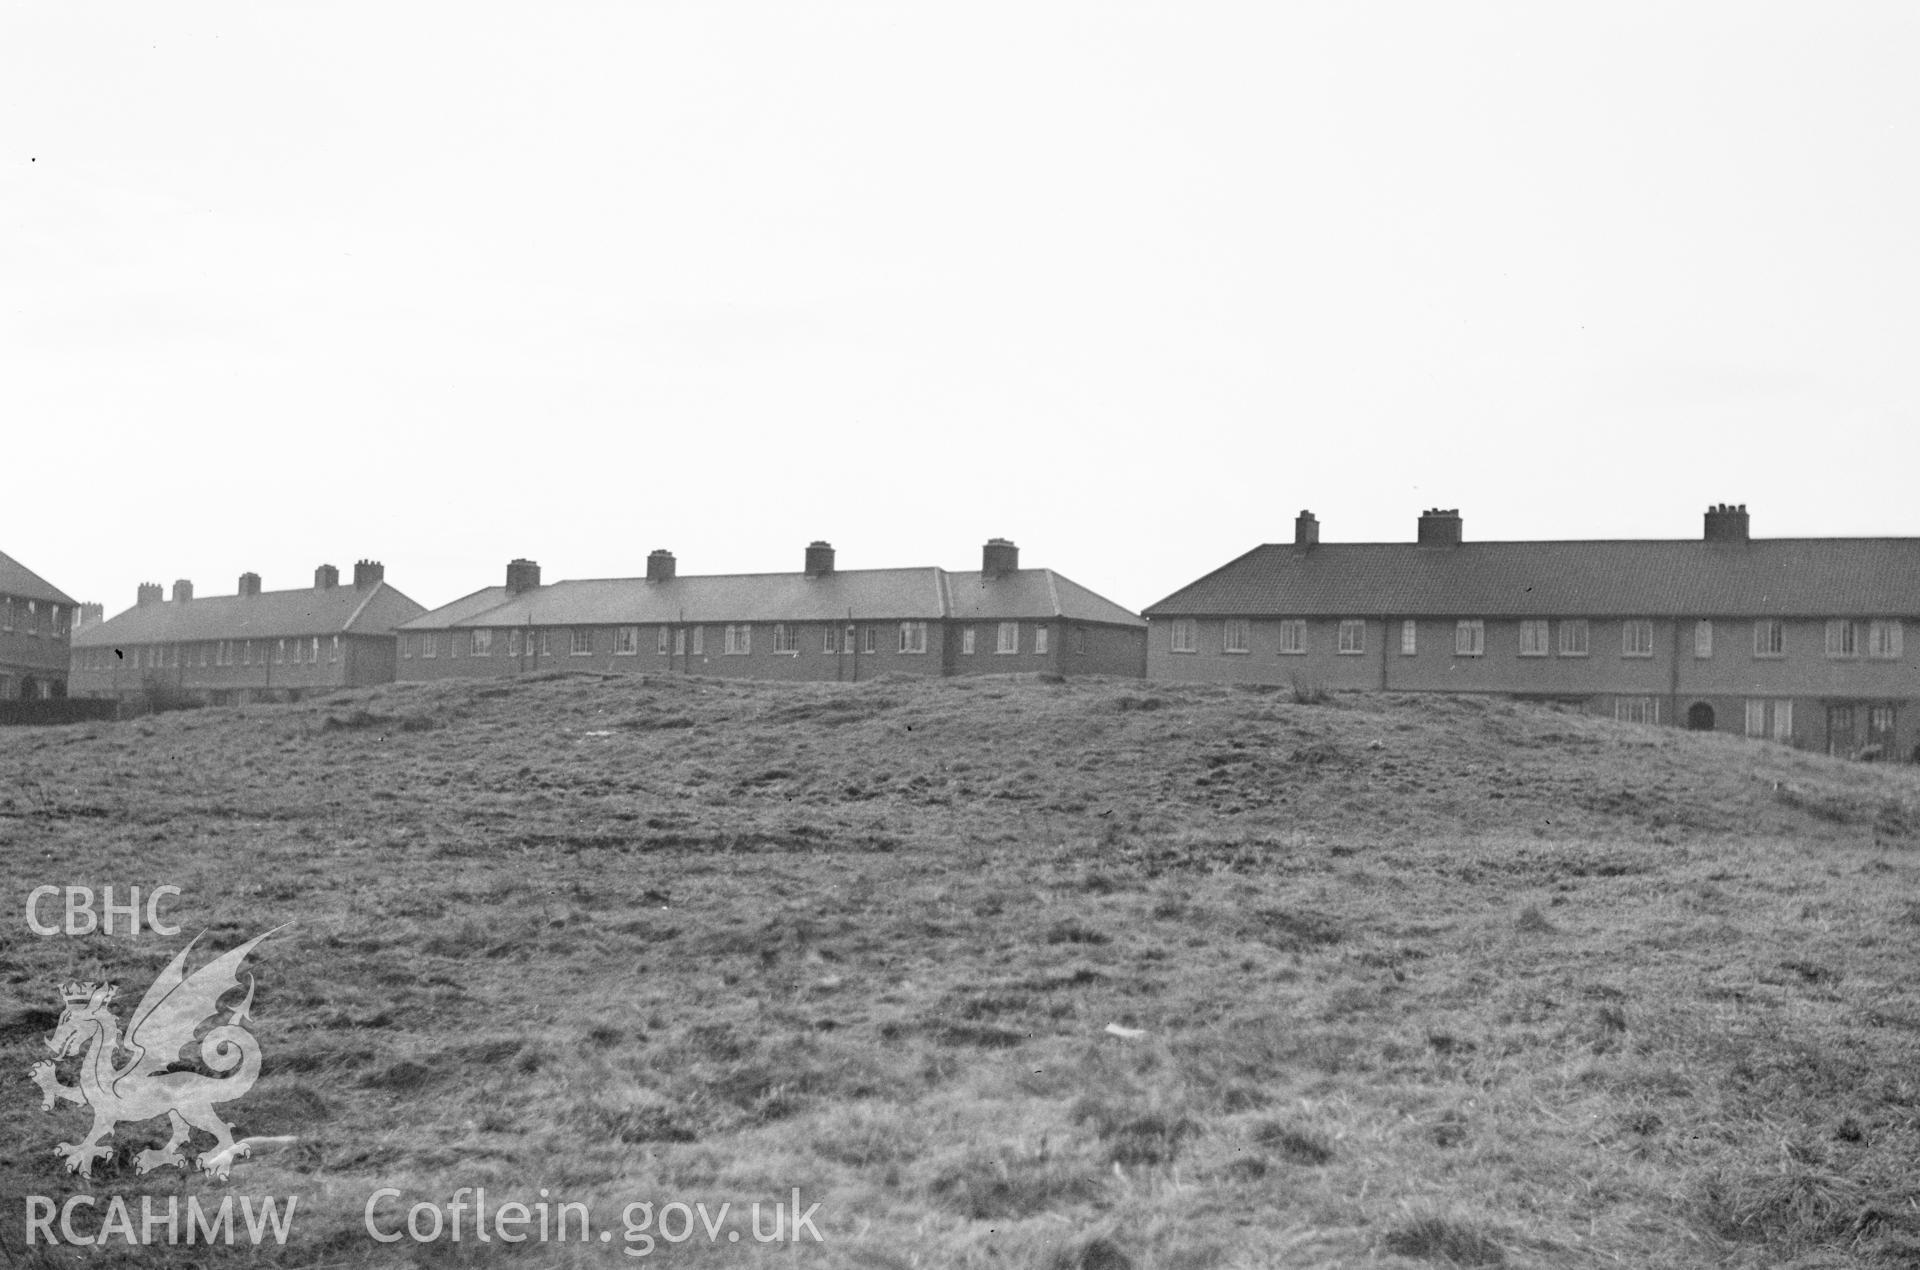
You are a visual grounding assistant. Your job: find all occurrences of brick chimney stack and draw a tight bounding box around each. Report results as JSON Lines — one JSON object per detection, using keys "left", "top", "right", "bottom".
{"left": 506, "top": 558, "right": 542, "bottom": 594}
{"left": 171, "top": 579, "right": 193, "bottom": 603}
{"left": 982, "top": 538, "right": 1019, "bottom": 577}
{"left": 353, "top": 559, "right": 384, "bottom": 588}
{"left": 238, "top": 572, "right": 262, "bottom": 598}
{"left": 314, "top": 564, "right": 340, "bottom": 590}
{"left": 77, "top": 602, "right": 104, "bottom": 629}
{"left": 1294, "top": 510, "right": 1319, "bottom": 549}
{"left": 647, "top": 549, "right": 676, "bottom": 582}
{"left": 1417, "top": 508, "right": 1463, "bottom": 548}
{"left": 136, "top": 582, "right": 164, "bottom": 607}
{"left": 1703, "top": 503, "right": 1750, "bottom": 543}
{"left": 805, "top": 541, "right": 835, "bottom": 577}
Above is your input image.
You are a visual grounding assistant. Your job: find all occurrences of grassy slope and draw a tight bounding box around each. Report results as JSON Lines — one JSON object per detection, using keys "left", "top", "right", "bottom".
{"left": 3, "top": 673, "right": 1919, "bottom": 1268}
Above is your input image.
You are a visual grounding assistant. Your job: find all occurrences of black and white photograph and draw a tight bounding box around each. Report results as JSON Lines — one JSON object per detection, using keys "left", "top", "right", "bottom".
{"left": 4, "top": 4, "right": 1919, "bottom": 1266}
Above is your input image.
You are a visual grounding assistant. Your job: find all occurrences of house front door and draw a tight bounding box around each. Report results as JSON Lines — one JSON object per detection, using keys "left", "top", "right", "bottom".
{"left": 1827, "top": 704, "right": 1856, "bottom": 757}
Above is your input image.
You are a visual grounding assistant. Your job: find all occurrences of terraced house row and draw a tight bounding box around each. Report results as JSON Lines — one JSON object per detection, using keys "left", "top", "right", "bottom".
{"left": 395, "top": 539, "right": 1146, "bottom": 682}
{"left": 1144, "top": 505, "right": 1920, "bottom": 759}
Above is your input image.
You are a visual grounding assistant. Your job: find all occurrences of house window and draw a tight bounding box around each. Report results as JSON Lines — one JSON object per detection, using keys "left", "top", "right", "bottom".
{"left": 1223, "top": 619, "right": 1250, "bottom": 654}
{"left": 1400, "top": 620, "right": 1417, "bottom": 655}
{"left": 472, "top": 629, "right": 494, "bottom": 658}
{"left": 862, "top": 626, "right": 878, "bottom": 655}
{"left": 822, "top": 626, "right": 837, "bottom": 655}
{"left": 613, "top": 626, "right": 639, "bottom": 656}
{"left": 1168, "top": 620, "right": 1196, "bottom": 654}
{"left": 658, "top": 627, "right": 671, "bottom": 656}
{"left": 310, "top": 637, "right": 321, "bottom": 663}
{"left": 773, "top": 623, "right": 800, "bottom": 654}
{"left": 450, "top": 632, "right": 463, "bottom": 657}
{"left": 538, "top": 630, "right": 552, "bottom": 657}
{"left": 200, "top": 644, "right": 210, "bottom": 668}
{"left": 1034, "top": 625, "right": 1048, "bottom": 655}
{"left": 997, "top": 622, "right": 1020, "bottom": 654}
{"left": 571, "top": 628, "right": 594, "bottom": 656}
{"left": 508, "top": 629, "right": 523, "bottom": 658}
{"left": 1870, "top": 704, "right": 1896, "bottom": 734}
{"left": 1869, "top": 620, "right": 1903, "bottom": 660}
{"left": 1073, "top": 627, "right": 1088, "bottom": 655}
{"left": 898, "top": 621, "right": 926, "bottom": 654}
{"left": 1754, "top": 620, "right": 1785, "bottom": 658}
{"left": 242, "top": 641, "right": 254, "bottom": 665}
{"left": 1614, "top": 697, "right": 1660, "bottom": 725}
{"left": 674, "top": 629, "right": 687, "bottom": 656}
{"left": 331, "top": 635, "right": 342, "bottom": 663}
{"left": 1745, "top": 698, "right": 1794, "bottom": 740}
{"left": 1517, "top": 620, "right": 1549, "bottom": 657}
{"left": 1558, "top": 620, "right": 1589, "bottom": 657}
{"left": 1825, "top": 620, "right": 1861, "bottom": 659}
{"left": 1338, "top": 620, "right": 1365, "bottom": 655}
{"left": 0, "top": 598, "right": 10, "bottom": 631}
{"left": 1277, "top": 620, "right": 1307, "bottom": 655}
{"left": 690, "top": 627, "right": 704, "bottom": 657}
{"left": 1622, "top": 620, "right": 1654, "bottom": 658}
{"left": 401, "top": 636, "right": 413, "bottom": 659}
{"left": 274, "top": 640, "right": 286, "bottom": 665}
{"left": 1455, "top": 620, "right": 1484, "bottom": 657}
{"left": 1695, "top": 620, "right": 1713, "bottom": 659}
{"left": 962, "top": 626, "right": 976, "bottom": 655}
{"left": 724, "top": 624, "right": 751, "bottom": 655}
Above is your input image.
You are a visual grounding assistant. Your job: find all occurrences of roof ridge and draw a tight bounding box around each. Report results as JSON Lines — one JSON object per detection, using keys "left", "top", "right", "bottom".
{"left": 1043, "top": 569, "right": 1062, "bottom": 616}
{"left": 341, "top": 580, "right": 384, "bottom": 632}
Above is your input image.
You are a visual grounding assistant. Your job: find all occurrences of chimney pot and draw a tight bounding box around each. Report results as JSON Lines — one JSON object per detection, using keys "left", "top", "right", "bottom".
{"left": 505, "top": 558, "right": 542, "bottom": 594}
{"left": 1417, "top": 508, "right": 1463, "bottom": 548}
{"left": 238, "top": 572, "right": 262, "bottom": 598}
{"left": 982, "top": 538, "right": 1019, "bottom": 577}
{"left": 352, "top": 559, "right": 384, "bottom": 588}
{"left": 647, "top": 549, "right": 676, "bottom": 582}
{"left": 314, "top": 563, "right": 339, "bottom": 590}
{"left": 804, "top": 541, "right": 835, "bottom": 577}
{"left": 136, "top": 582, "right": 164, "bottom": 607}
{"left": 171, "top": 579, "right": 192, "bottom": 603}
{"left": 1294, "top": 510, "right": 1320, "bottom": 549}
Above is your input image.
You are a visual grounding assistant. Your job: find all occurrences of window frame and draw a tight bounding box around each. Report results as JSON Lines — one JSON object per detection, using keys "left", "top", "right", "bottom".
{"left": 1622, "top": 619, "right": 1654, "bottom": 658}
{"left": 570, "top": 628, "right": 594, "bottom": 657}
{"left": 1868, "top": 619, "right": 1903, "bottom": 660}
{"left": 613, "top": 625, "right": 640, "bottom": 656}
{"left": 1168, "top": 619, "right": 1196, "bottom": 654}
{"left": 1454, "top": 619, "right": 1484, "bottom": 657}
{"left": 1222, "top": 618, "right": 1250, "bottom": 654}
{"left": 897, "top": 621, "right": 927, "bottom": 655}
{"left": 1558, "top": 619, "right": 1589, "bottom": 657}
{"left": 723, "top": 624, "right": 751, "bottom": 656}
{"left": 1518, "top": 619, "right": 1550, "bottom": 657}
{"left": 1337, "top": 620, "right": 1366, "bottom": 655}
{"left": 1277, "top": 619, "right": 1306, "bottom": 655}
{"left": 1694, "top": 620, "right": 1713, "bottom": 659}
{"left": 961, "top": 625, "right": 976, "bottom": 656}
{"left": 1753, "top": 619, "right": 1786, "bottom": 659}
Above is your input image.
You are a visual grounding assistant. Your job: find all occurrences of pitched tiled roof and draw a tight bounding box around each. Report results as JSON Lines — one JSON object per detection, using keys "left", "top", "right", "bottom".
{"left": 72, "top": 582, "right": 427, "bottom": 647}
{"left": 1144, "top": 539, "right": 1920, "bottom": 620}
{"left": 402, "top": 567, "right": 1145, "bottom": 630}
{"left": 0, "top": 551, "right": 76, "bottom": 607}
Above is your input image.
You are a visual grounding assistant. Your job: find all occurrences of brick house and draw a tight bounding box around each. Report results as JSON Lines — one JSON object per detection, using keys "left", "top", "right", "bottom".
{"left": 1145, "top": 505, "right": 1920, "bottom": 758}
{"left": 0, "top": 550, "right": 78, "bottom": 699}
{"left": 69, "top": 561, "right": 426, "bottom": 704}
{"left": 396, "top": 539, "right": 1145, "bottom": 683}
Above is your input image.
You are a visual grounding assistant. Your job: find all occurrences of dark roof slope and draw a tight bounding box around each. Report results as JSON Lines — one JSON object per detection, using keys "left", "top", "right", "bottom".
{"left": 73, "top": 581, "right": 427, "bottom": 647}
{"left": 402, "top": 567, "right": 1145, "bottom": 630}
{"left": 0, "top": 551, "right": 76, "bottom": 607}
{"left": 1144, "top": 539, "right": 1920, "bottom": 620}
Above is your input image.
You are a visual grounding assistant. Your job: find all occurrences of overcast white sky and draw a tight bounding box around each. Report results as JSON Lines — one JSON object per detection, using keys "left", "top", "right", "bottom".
{"left": 6, "top": 4, "right": 1917, "bottom": 616}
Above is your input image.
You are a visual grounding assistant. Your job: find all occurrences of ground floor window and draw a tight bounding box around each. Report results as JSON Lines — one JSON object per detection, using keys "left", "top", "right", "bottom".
{"left": 1614, "top": 696, "right": 1660, "bottom": 725}
{"left": 1746, "top": 698, "right": 1793, "bottom": 741}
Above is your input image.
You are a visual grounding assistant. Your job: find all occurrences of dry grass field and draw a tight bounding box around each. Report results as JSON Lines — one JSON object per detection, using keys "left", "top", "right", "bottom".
{"left": 3, "top": 672, "right": 1919, "bottom": 1268}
